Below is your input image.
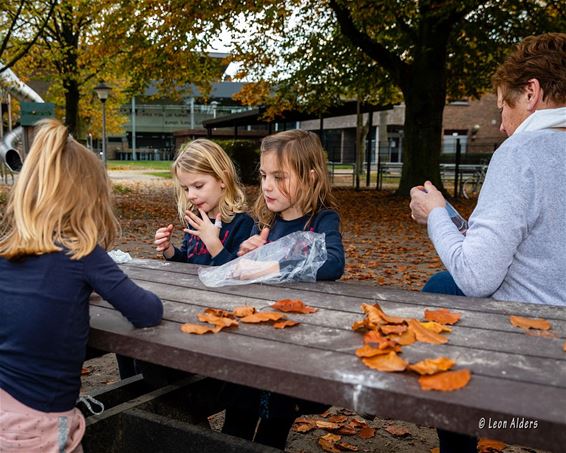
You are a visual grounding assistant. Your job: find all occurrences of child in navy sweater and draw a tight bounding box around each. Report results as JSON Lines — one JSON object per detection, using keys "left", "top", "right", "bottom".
{"left": 154, "top": 138, "right": 253, "bottom": 265}
{"left": 0, "top": 119, "right": 163, "bottom": 452}
{"left": 223, "top": 129, "right": 345, "bottom": 449}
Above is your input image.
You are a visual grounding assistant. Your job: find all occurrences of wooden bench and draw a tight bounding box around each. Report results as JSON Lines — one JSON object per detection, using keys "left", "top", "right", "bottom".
{"left": 89, "top": 259, "right": 566, "bottom": 452}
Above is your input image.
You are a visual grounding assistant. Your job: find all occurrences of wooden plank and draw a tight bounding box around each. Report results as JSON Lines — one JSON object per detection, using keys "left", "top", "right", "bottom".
{"left": 88, "top": 305, "right": 566, "bottom": 452}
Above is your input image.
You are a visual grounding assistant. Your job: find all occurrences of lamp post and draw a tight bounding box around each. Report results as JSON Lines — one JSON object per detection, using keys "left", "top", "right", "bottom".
{"left": 93, "top": 81, "right": 112, "bottom": 166}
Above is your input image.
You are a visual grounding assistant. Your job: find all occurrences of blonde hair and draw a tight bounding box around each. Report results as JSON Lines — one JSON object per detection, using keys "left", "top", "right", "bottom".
{"left": 253, "top": 129, "right": 337, "bottom": 229}
{"left": 173, "top": 139, "right": 246, "bottom": 223}
{"left": 0, "top": 119, "right": 119, "bottom": 260}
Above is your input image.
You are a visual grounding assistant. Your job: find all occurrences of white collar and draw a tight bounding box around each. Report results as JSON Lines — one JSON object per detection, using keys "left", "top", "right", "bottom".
{"left": 513, "top": 107, "right": 566, "bottom": 135}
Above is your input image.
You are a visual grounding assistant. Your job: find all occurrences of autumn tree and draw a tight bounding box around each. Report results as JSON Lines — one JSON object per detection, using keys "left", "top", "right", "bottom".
{"left": 226, "top": 0, "right": 565, "bottom": 194}
{"left": 0, "top": 0, "right": 56, "bottom": 74}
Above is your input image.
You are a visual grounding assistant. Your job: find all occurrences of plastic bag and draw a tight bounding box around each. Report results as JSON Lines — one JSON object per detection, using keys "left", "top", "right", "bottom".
{"left": 108, "top": 249, "right": 132, "bottom": 264}
{"left": 198, "top": 231, "right": 327, "bottom": 287}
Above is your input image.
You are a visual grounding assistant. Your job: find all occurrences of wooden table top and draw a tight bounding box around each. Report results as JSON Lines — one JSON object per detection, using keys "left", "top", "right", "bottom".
{"left": 88, "top": 258, "right": 566, "bottom": 451}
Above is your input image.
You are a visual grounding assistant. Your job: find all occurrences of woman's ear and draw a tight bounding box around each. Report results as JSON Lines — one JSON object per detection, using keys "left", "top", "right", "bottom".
{"left": 525, "top": 78, "right": 543, "bottom": 111}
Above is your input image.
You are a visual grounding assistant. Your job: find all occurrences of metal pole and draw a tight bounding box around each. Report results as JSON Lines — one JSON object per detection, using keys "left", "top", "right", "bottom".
{"left": 454, "top": 138, "right": 461, "bottom": 198}
{"left": 101, "top": 99, "right": 107, "bottom": 167}
{"left": 190, "top": 97, "right": 195, "bottom": 129}
{"left": 131, "top": 96, "right": 137, "bottom": 161}
{"left": 366, "top": 110, "right": 373, "bottom": 187}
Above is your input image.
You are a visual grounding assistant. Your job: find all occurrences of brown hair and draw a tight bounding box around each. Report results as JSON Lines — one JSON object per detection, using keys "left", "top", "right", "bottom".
{"left": 253, "top": 129, "right": 337, "bottom": 229}
{"left": 492, "top": 33, "right": 566, "bottom": 107}
{"left": 173, "top": 139, "right": 246, "bottom": 223}
{"left": 0, "top": 119, "right": 119, "bottom": 260}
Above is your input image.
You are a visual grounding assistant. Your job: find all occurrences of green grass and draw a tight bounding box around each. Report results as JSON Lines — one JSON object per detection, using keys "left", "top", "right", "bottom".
{"left": 146, "top": 171, "right": 173, "bottom": 179}
{"left": 107, "top": 160, "right": 173, "bottom": 171}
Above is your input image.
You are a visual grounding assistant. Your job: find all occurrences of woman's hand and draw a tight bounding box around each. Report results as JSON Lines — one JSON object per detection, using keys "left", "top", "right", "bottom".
{"left": 237, "top": 228, "right": 270, "bottom": 256}
{"left": 184, "top": 209, "right": 223, "bottom": 257}
{"left": 154, "top": 224, "right": 174, "bottom": 258}
{"left": 409, "top": 181, "right": 446, "bottom": 224}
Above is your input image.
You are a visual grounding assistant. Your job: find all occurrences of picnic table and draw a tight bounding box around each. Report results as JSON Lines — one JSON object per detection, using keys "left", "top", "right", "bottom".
{"left": 88, "top": 258, "right": 566, "bottom": 452}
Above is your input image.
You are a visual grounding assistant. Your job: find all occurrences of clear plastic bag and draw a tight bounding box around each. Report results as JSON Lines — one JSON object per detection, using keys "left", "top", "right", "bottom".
{"left": 198, "top": 231, "right": 327, "bottom": 287}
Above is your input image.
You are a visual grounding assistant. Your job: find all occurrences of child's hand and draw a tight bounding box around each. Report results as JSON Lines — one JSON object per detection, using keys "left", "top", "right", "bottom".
{"left": 230, "top": 258, "right": 280, "bottom": 280}
{"left": 237, "top": 228, "right": 270, "bottom": 256}
{"left": 184, "top": 209, "right": 223, "bottom": 257}
{"left": 155, "top": 224, "right": 174, "bottom": 257}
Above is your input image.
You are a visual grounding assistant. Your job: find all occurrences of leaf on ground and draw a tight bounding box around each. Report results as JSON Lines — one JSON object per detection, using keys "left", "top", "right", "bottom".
{"left": 419, "top": 321, "right": 452, "bottom": 334}
{"left": 509, "top": 315, "right": 551, "bottom": 331}
{"left": 408, "top": 319, "right": 448, "bottom": 344}
{"left": 357, "top": 426, "right": 375, "bottom": 439}
{"left": 272, "top": 298, "right": 318, "bottom": 313}
{"left": 478, "top": 438, "right": 506, "bottom": 453}
{"left": 362, "top": 351, "right": 408, "bottom": 372}
{"left": 336, "top": 440, "right": 359, "bottom": 451}
{"left": 424, "top": 308, "right": 461, "bottom": 325}
{"left": 418, "top": 369, "right": 472, "bottom": 391}
{"left": 408, "top": 357, "right": 455, "bottom": 375}
{"left": 240, "top": 312, "right": 286, "bottom": 323}
{"left": 355, "top": 344, "right": 400, "bottom": 358}
{"left": 273, "top": 320, "right": 300, "bottom": 329}
{"left": 384, "top": 424, "right": 412, "bottom": 437}
{"left": 180, "top": 323, "right": 221, "bottom": 335}
{"left": 197, "top": 312, "right": 239, "bottom": 328}
{"left": 232, "top": 306, "right": 256, "bottom": 318}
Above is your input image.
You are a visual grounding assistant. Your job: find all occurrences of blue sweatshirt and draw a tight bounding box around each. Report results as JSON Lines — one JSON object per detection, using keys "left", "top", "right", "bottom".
{"left": 0, "top": 245, "right": 163, "bottom": 412}
{"left": 252, "top": 209, "right": 345, "bottom": 281}
{"left": 168, "top": 212, "right": 254, "bottom": 266}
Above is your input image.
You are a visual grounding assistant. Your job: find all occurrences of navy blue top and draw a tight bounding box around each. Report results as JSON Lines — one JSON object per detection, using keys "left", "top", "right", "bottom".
{"left": 252, "top": 210, "right": 345, "bottom": 281}
{"left": 0, "top": 246, "right": 163, "bottom": 412}
{"left": 168, "top": 212, "right": 254, "bottom": 266}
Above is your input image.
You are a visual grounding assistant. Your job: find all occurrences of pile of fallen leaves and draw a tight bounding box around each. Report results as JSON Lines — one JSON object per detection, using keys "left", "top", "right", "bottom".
{"left": 180, "top": 299, "right": 316, "bottom": 334}
{"left": 352, "top": 303, "right": 471, "bottom": 391}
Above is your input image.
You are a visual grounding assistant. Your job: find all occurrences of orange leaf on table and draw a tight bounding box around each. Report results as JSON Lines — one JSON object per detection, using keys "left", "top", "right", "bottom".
{"left": 356, "top": 344, "right": 400, "bottom": 358}
{"left": 315, "top": 420, "right": 341, "bottom": 430}
{"left": 337, "top": 440, "right": 359, "bottom": 451}
{"left": 361, "top": 303, "right": 406, "bottom": 326}
{"left": 418, "top": 369, "right": 472, "bottom": 391}
{"left": 362, "top": 330, "right": 398, "bottom": 349}
{"left": 273, "top": 320, "right": 300, "bottom": 329}
{"left": 362, "top": 351, "right": 408, "bottom": 372}
{"left": 197, "top": 312, "right": 239, "bottom": 328}
{"left": 509, "top": 315, "right": 551, "bottom": 331}
{"left": 357, "top": 426, "right": 376, "bottom": 439}
{"left": 408, "top": 357, "right": 455, "bottom": 375}
{"left": 327, "top": 415, "right": 349, "bottom": 424}
{"left": 419, "top": 321, "right": 452, "bottom": 334}
{"left": 318, "top": 435, "right": 341, "bottom": 453}
{"left": 180, "top": 323, "right": 221, "bottom": 335}
{"left": 232, "top": 306, "right": 256, "bottom": 318}
{"left": 380, "top": 324, "right": 408, "bottom": 335}
{"left": 424, "top": 308, "right": 461, "bottom": 325}
{"left": 337, "top": 422, "right": 358, "bottom": 436}
{"left": 272, "top": 298, "right": 318, "bottom": 313}
{"left": 478, "top": 438, "right": 506, "bottom": 453}
{"left": 293, "top": 423, "right": 315, "bottom": 433}
{"left": 408, "top": 319, "right": 448, "bottom": 344}
{"left": 389, "top": 329, "right": 417, "bottom": 346}
{"left": 204, "top": 308, "right": 234, "bottom": 319}
{"left": 240, "top": 312, "right": 286, "bottom": 323}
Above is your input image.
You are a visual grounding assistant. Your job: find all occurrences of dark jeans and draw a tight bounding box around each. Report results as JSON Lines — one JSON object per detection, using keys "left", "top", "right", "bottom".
{"left": 423, "top": 271, "right": 477, "bottom": 453}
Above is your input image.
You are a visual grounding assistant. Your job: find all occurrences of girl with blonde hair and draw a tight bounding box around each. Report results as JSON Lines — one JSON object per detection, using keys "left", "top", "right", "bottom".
{"left": 0, "top": 119, "right": 163, "bottom": 452}
{"left": 154, "top": 138, "right": 253, "bottom": 265}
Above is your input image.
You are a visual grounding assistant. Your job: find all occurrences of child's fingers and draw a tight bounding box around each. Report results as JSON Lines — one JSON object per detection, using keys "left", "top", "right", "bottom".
{"left": 185, "top": 210, "right": 202, "bottom": 225}
{"left": 259, "top": 228, "right": 270, "bottom": 242}
{"left": 184, "top": 228, "right": 200, "bottom": 237}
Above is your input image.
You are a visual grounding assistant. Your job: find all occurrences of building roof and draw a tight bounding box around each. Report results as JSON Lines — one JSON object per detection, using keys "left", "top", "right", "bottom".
{"left": 202, "top": 101, "right": 395, "bottom": 128}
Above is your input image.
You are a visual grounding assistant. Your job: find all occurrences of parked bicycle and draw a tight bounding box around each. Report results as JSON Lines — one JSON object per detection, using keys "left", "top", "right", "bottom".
{"left": 462, "top": 162, "right": 488, "bottom": 199}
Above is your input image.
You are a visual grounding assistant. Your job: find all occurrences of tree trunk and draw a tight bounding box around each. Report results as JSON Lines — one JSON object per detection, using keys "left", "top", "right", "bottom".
{"left": 64, "top": 78, "right": 80, "bottom": 135}
{"left": 355, "top": 99, "right": 369, "bottom": 190}
{"left": 397, "top": 13, "right": 453, "bottom": 196}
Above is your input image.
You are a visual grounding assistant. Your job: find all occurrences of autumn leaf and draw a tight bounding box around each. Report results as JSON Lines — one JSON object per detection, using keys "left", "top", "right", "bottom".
{"left": 356, "top": 344, "right": 399, "bottom": 358}
{"left": 197, "top": 312, "right": 239, "bottom": 328}
{"left": 362, "top": 351, "right": 408, "bottom": 372}
{"left": 240, "top": 312, "right": 286, "bottom": 323}
{"left": 424, "top": 308, "right": 461, "bottom": 325}
{"left": 478, "top": 438, "right": 506, "bottom": 453}
{"left": 408, "top": 357, "right": 455, "bottom": 375}
{"left": 273, "top": 320, "right": 300, "bottom": 329}
{"left": 318, "top": 434, "right": 341, "bottom": 453}
{"left": 418, "top": 369, "right": 472, "bottom": 391}
{"left": 293, "top": 423, "right": 316, "bottom": 433}
{"left": 327, "top": 415, "right": 349, "bottom": 424}
{"left": 380, "top": 324, "right": 407, "bottom": 335}
{"left": 315, "top": 420, "right": 341, "bottom": 430}
{"left": 232, "top": 306, "right": 256, "bottom": 318}
{"left": 563, "top": 341, "right": 566, "bottom": 352}
{"left": 337, "top": 422, "right": 358, "bottom": 436}
{"left": 408, "top": 319, "right": 448, "bottom": 344}
{"left": 388, "top": 329, "right": 417, "bottom": 346}
{"left": 81, "top": 367, "right": 91, "bottom": 376}
{"left": 509, "top": 315, "right": 551, "bottom": 331}
{"left": 337, "top": 440, "right": 359, "bottom": 451}
{"left": 358, "top": 426, "right": 375, "bottom": 439}
{"left": 272, "top": 298, "right": 318, "bottom": 313}
{"left": 384, "top": 424, "right": 411, "bottom": 437}
{"left": 180, "top": 323, "right": 221, "bottom": 335}
{"left": 419, "top": 321, "right": 452, "bottom": 334}
{"left": 362, "top": 303, "right": 406, "bottom": 326}
{"left": 204, "top": 308, "right": 234, "bottom": 319}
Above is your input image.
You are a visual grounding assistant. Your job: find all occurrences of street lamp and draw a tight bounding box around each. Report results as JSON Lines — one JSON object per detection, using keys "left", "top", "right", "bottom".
{"left": 93, "top": 80, "right": 112, "bottom": 166}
